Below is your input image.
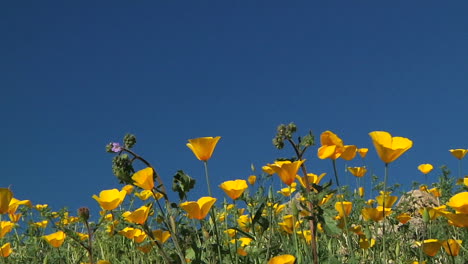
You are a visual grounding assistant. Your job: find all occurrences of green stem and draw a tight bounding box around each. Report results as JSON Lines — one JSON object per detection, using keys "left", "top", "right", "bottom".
{"left": 204, "top": 161, "right": 213, "bottom": 197}
{"left": 382, "top": 163, "right": 388, "bottom": 264}
{"left": 332, "top": 159, "right": 354, "bottom": 261}
{"left": 204, "top": 161, "right": 223, "bottom": 262}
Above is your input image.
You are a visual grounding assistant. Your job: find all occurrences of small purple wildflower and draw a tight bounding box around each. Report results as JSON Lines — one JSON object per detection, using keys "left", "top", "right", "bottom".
{"left": 111, "top": 142, "right": 122, "bottom": 153}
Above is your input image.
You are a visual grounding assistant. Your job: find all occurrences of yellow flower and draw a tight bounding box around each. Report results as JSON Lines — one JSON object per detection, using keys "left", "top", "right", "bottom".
{"left": 358, "top": 236, "right": 375, "bottom": 249}
{"left": 418, "top": 164, "right": 434, "bottom": 174}
{"left": 267, "top": 160, "right": 305, "bottom": 186}
{"left": 76, "top": 232, "right": 89, "bottom": 241}
{"left": 358, "top": 187, "right": 365, "bottom": 198}
{"left": 361, "top": 206, "right": 392, "bottom": 222}
{"left": 9, "top": 213, "right": 21, "bottom": 223}
{"left": 444, "top": 213, "right": 468, "bottom": 227}
{"left": 396, "top": 213, "right": 412, "bottom": 224}
{"left": 248, "top": 175, "right": 256, "bottom": 185}
{"left": 152, "top": 230, "right": 171, "bottom": 244}
{"left": 219, "top": 180, "right": 248, "bottom": 200}
{"left": 441, "top": 239, "right": 462, "bottom": 256}
{"left": 446, "top": 192, "right": 468, "bottom": 214}
{"left": 0, "top": 243, "right": 12, "bottom": 258}
{"left": 335, "top": 201, "right": 352, "bottom": 218}
{"left": 0, "top": 188, "right": 13, "bottom": 214}
{"left": 347, "top": 167, "right": 367, "bottom": 178}
{"left": 296, "top": 230, "right": 312, "bottom": 244}
{"left": 278, "top": 215, "right": 302, "bottom": 234}
{"left": 224, "top": 229, "right": 237, "bottom": 238}
{"left": 421, "top": 239, "right": 442, "bottom": 257}
{"left": 449, "top": 149, "right": 468, "bottom": 160}
{"left": 43, "top": 231, "right": 66, "bottom": 248}
{"left": 278, "top": 183, "right": 297, "bottom": 197}
{"left": 296, "top": 173, "right": 326, "bottom": 189}
{"left": 124, "top": 205, "right": 151, "bottom": 224}
{"left": 33, "top": 220, "right": 48, "bottom": 228}
{"left": 357, "top": 148, "right": 368, "bottom": 158}
{"left": 428, "top": 187, "right": 441, "bottom": 198}
{"left": 137, "top": 244, "right": 153, "bottom": 254}
{"left": 0, "top": 221, "right": 14, "bottom": 238}
{"left": 268, "top": 254, "right": 296, "bottom": 264}
{"left": 186, "top": 137, "right": 221, "bottom": 161}
{"left": 317, "top": 131, "right": 357, "bottom": 160}
{"left": 317, "top": 131, "right": 343, "bottom": 160}
{"left": 8, "top": 198, "right": 32, "bottom": 215}
{"left": 121, "top": 185, "right": 134, "bottom": 194}
{"left": 180, "top": 197, "right": 216, "bottom": 220}
{"left": 237, "top": 215, "right": 252, "bottom": 232}
{"left": 132, "top": 167, "right": 154, "bottom": 190}
{"left": 376, "top": 191, "right": 398, "bottom": 208}
{"left": 369, "top": 131, "right": 413, "bottom": 164}
{"left": 35, "top": 204, "right": 48, "bottom": 211}
{"left": 92, "top": 189, "right": 126, "bottom": 211}
{"left": 341, "top": 145, "right": 357, "bottom": 161}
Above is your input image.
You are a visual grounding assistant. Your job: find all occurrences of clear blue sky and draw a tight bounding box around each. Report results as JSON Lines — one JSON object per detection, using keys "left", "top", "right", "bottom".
{"left": 1, "top": 1, "right": 467, "bottom": 216}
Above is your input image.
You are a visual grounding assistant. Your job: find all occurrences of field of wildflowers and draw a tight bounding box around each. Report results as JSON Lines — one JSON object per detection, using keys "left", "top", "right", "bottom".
{"left": 1, "top": 123, "right": 467, "bottom": 264}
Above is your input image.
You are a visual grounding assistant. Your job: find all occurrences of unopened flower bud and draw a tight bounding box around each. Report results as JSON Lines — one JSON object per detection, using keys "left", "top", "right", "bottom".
{"left": 78, "top": 207, "right": 90, "bottom": 221}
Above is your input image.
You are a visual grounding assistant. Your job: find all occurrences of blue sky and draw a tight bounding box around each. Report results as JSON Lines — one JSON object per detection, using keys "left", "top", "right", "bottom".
{"left": 1, "top": 1, "right": 467, "bottom": 216}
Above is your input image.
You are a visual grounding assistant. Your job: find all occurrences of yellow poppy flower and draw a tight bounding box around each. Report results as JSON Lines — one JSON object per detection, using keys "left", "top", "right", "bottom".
{"left": 396, "top": 213, "right": 412, "bottom": 224}
{"left": 124, "top": 205, "right": 151, "bottom": 224}
{"left": 444, "top": 213, "right": 468, "bottom": 227}
{"left": 357, "top": 148, "right": 368, "bottom": 158}
{"left": 341, "top": 145, "right": 357, "bottom": 161}
{"left": 278, "top": 215, "right": 302, "bottom": 234}
{"left": 348, "top": 167, "right": 367, "bottom": 178}
{"left": 421, "top": 239, "right": 442, "bottom": 257}
{"left": 358, "top": 187, "right": 365, "bottom": 197}
{"left": 8, "top": 198, "right": 32, "bottom": 215}
{"left": 152, "top": 229, "right": 171, "bottom": 244}
{"left": 180, "top": 197, "right": 216, "bottom": 220}
{"left": 0, "top": 188, "right": 13, "bottom": 214}
{"left": 375, "top": 191, "right": 398, "bottom": 208}
{"left": 0, "top": 221, "right": 14, "bottom": 238}
{"left": 361, "top": 206, "right": 392, "bottom": 222}
{"left": 43, "top": 231, "right": 66, "bottom": 248}
{"left": 268, "top": 254, "right": 296, "bottom": 264}
{"left": 247, "top": 175, "right": 256, "bottom": 185}
{"left": 0, "top": 242, "right": 12, "bottom": 258}
{"left": 418, "top": 164, "right": 433, "bottom": 175}
{"left": 369, "top": 131, "right": 413, "bottom": 164}
{"left": 92, "top": 189, "right": 126, "bottom": 211}
{"left": 449, "top": 149, "right": 468, "bottom": 160}
{"left": 441, "top": 239, "right": 462, "bottom": 256}
{"left": 446, "top": 192, "right": 468, "bottom": 214}
{"left": 8, "top": 213, "right": 21, "bottom": 223}
{"left": 132, "top": 167, "right": 154, "bottom": 190}
{"left": 35, "top": 204, "right": 48, "bottom": 211}
{"left": 186, "top": 137, "right": 221, "bottom": 161}
{"left": 296, "top": 173, "right": 326, "bottom": 189}
{"left": 137, "top": 244, "right": 153, "bottom": 254}
{"left": 33, "top": 220, "right": 48, "bottom": 228}
{"left": 219, "top": 180, "right": 248, "bottom": 200}
{"left": 267, "top": 160, "right": 305, "bottom": 186}
{"left": 278, "top": 183, "right": 296, "bottom": 197}
{"left": 428, "top": 187, "right": 441, "bottom": 198}
{"left": 335, "top": 201, "right": 352, "bottom": 218}
{"left": 358, "top": 236, "right": 375, "bottom": 249}
{"left": 237, "top": 214, "right": 252, "bottom": 232}
{"left": 121, "top": 184, "right": 134, "bottom": 194}
{"left": 317, "top": 131, "right": 344, "bottom": 160}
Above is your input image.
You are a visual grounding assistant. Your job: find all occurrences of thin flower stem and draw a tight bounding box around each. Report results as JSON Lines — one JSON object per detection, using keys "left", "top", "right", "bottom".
{"left": 332, "top": 159, "right": 355, "bottom": 261}
{"left": 204, "top": 161, "right": 223, "bottom": 262}
{"left": 382, "top": 163, "right": 388, "bottom": 264}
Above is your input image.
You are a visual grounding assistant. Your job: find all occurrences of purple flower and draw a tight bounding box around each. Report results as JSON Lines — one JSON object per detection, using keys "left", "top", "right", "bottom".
{"left": 111, "top": 142, "right": 122, "bottom": 153}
